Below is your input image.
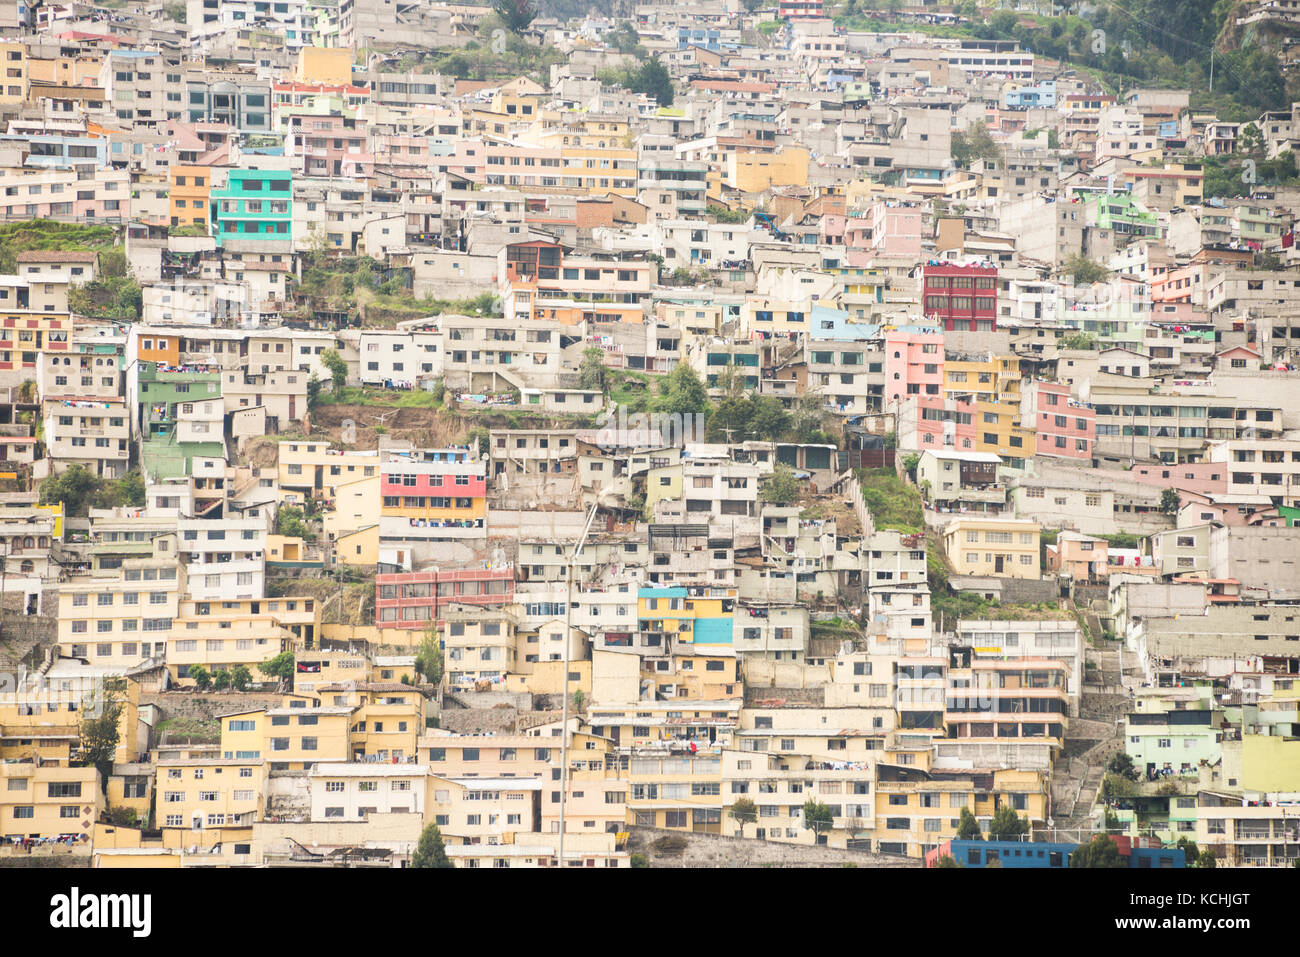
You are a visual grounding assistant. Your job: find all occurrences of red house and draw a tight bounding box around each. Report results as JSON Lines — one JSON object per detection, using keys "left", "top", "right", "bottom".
{"left": 922, "top": 262, "right": 999, "bottom": 332}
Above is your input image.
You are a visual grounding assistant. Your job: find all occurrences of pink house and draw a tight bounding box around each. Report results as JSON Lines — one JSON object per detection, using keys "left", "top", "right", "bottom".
{"left": 287, "top": 113, "right": 374, "bottom": 178}
{"left": 1128, "top": 461, "right": 1227, "bottom": 498}
{"left": 897, "top": 393, "right": 979, "bottom": 453}
{"left": 884, "top": 327, "right": 944, "bottom": 406}
{"left": 1025, "top": 380, "right": 1095, "bottom": 460}
{"left": 844, "top": 200, "right": 923, "bottom": 259}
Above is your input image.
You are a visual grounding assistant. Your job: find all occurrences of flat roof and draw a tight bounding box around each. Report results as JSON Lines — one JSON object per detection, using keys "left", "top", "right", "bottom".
{"left": 309, "top": 764, "right": 432, "bottom": 778}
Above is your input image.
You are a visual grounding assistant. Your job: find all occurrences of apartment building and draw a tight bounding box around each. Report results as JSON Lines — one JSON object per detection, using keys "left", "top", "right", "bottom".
{"left": 43, "top": 396, "right": 130, "bottom": 478}
{"left": 378, "top": 447, "right": 487, "bottom": 548}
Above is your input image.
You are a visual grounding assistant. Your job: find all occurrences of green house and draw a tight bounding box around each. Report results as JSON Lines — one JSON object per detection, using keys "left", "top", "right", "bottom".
{"left": 1090, "top": 192, "right": 1159, "bottom": 240}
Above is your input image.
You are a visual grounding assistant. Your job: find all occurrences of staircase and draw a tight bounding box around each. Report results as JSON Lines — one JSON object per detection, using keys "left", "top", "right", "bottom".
{"left": 1052, "top": 644, "right": 1131, "bottom": 828}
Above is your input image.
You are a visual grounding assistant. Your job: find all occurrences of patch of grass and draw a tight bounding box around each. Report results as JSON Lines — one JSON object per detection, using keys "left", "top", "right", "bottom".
{"left": 155, "top": 716, "right": 220, "bottom": 742}
{"left": 316, "top": 386, "right": 442, "bottom": 409}
{"left": 609, "top": 369, "right": 663, "bottom": 413}
{"left": 857, "top": 467, "right": 923, "bottom": 534}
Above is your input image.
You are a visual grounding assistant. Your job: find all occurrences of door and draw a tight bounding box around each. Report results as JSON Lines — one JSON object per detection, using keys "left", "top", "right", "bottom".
{"left": 995, "top": 555, "right": 1005, "bottom": 574}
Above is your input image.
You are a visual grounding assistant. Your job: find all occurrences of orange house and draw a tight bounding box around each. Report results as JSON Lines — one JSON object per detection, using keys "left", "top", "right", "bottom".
{"left": 169, "top": 166, "right": 212, "bottom": 230}
{"left": 136, "top": 331, "right": 181, "bottom": 366}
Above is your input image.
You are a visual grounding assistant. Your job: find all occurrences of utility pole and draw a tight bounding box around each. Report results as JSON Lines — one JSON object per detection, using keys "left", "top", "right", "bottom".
{"left": 558, "top": 500, "right": 601, "bottom": 868}
{"left": 1209, "top": 49, "right": 1214, "bottom": 94}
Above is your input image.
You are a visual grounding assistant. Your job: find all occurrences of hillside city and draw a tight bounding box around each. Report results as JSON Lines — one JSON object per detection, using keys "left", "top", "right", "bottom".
{"left": 0, "top": 0, "right": 1296, "bottom": 872}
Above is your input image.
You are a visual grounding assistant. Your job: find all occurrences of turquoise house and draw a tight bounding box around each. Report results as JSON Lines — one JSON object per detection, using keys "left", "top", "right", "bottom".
{"left": 211, "top": 169, "right": 293, "bottom": 247}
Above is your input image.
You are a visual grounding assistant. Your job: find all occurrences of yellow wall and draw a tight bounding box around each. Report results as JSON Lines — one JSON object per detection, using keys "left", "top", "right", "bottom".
{"left": 726, "top": 148, "right": 811, "bottom": 192}
{"left": 1241, "top": 734, "right": 1300, "bottom": 792}
{"left": 296, "top": 47, "right": 352, "bottom": 85}
{"left": 0, "top": 764, "right": 102, "bottom": 840}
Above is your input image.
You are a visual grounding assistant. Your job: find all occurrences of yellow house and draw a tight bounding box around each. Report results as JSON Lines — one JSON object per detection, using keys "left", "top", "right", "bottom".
{"left": 943, "top": 354, "right": 1035, "bottom": 461}
{"left": 166, "top": 611, "right": 295, "bottom": 685}
{"left": 724, "top": 147, "right": 811, "bottom": 193}
{"left": 424, "top": 775, "right": 543, "bottom": 844}
{"left": 644, "top": 462, "right": 683, "bottom": 513}
{"left": 1240, "top": 733, "right": 1300, "bottom": 792}
{"left": 0, "top": 674, "right": 142, "bottom": 765}
{"left": 0, "top": 43, "right": 29, "bottom": 107}
{"left": 941, "top": 517, "right": 1042, "bottom": 579}
{"left": 422, "top": 731, "right": 561, "bottom": 778}
{"left": 265, "top": 703, "right": 353, "bottom": 771}
{"left": 106, "top": 765, "right": 153, "bottom": 822}
{"left": 278, "top": 440, "right": 381, "bottom": 505}
{"left": 0, "top": 762, "right": 102, "bottom": 840}
{"left": 502, "top": 658, "right": 593, "bottom": 696}
{"left": 155, "top": 758, "right": 267, "bottom": 848}
{"left": 296, "top": 46, "right": 352, "bottom": 85}
{"left": 26, "top": 53, "right": 102, "bottom": 87}
{"left": 624, "top": 749, "right": 724, "bottom": 832}
{"left": 874, "top": 761, "right": 1047, "bottom": 858}
{"left": 267, "top": 534, "right": 308, "bottom": 563}
{"left": 443, "top": 605, "right": 520, "bottom": 686}
{"left": 219, "top": 709, "right": 268, "bottom": 762}
{"left": 324, "top": 472, "right": 380, "bottom": 565}
{"left": 490, "top": 76, "right": 546, "bottom": 121}
{"left": 644, "top": 652, "right": 741, "bottom": 701}
{"left": 289, "top": 646, "right": 379, "bottom": 694}
{"left": 327, "top": 683, "right": 426, "bottom": 762}
{"left": 333, "top": 525, "right": 379, "bottom": 566}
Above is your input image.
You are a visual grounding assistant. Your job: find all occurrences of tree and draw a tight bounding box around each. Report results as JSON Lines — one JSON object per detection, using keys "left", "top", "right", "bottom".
{"left": 38, "top": 464, "right": 102, "bottom": 516}
{"left": 1197, "top": 849, "right": 1218, "bottom": 869}
{"left": 571, "top": 689, "right": 586, "bottom": 712}
{"left": 189, "top": 664, "right": 212, "bottom": 691}
{"left": 276, "top": 504, "right": 307, "bottom": 539}
{"left": 258, "top": 651, "right": 295, "bottom": 683}
{"left": 1176, "top": 837, "right": 1199, "bottom": 863}
{"left": 635, "top": 58, "right": 674, "bottom": 107}
{"left": 790, "top": 390, "right": 829, "bottom": 443}
{"left": 212, "top": 669, "right": 232, "bottom": 691}
{"left": 414, "top": 628, "right": 443, "bottom": 685}
{"left": 579, "top": 347, "right": 608, "bottom": 392}
{"left": 802, "top": 798, "right": 834, "bottom": 842}
{"left": 1107, "top": 752, "right": 1140, "bottom": 782}
{"left": 729, "top": 797, "right": 758, "bottom": 838}
{"left": 321, "top": 348, "right": 348, "bottom": 394}
{"left": 933, "top": 854, "right": 963, "bottom": 868}
{"left": 951, "top": 121, "right": 998, "bottom": 168}
{"left": 601, "top": 59, "right": 675, "bottom": 107}
{"left": 1065, "top": 253, "right": 1110, "bottom": 286}
{"left": 1160, "top": 488, "right": 1181, "bottom": 515}
{"left": 411, "top": 822, "right": 453, "bottom": 868}
{"left": 307, "top": 373, "right": 323, "bottom": 409}
{"left": 760, "top": 464, "right": 800, "bottom": 505}
{"left": 1070, "top": 834, "right": 1125, "bottom": 868}
{"left": 78, "top": 682, "right": 124, "bottom": 789}
{"left": 956, "top": 806, "right": 982, "bottom": 840}
{"left": 1101, "top": 772, "right": 1138, "bottom": 801}
{"left": 1236, "top": 122, "right": 1264, "bottom": 159}
{"left": 709, "top": 393, "right": 754, "bottom": 442}
{"left": 230, "top": 665, "right": 252, "bottom": 691}
{"left": 748, "top": 395, "right": 791, "bottom": 441}
{"left": 656, "top": 364, "right": 710, "bottom": 418}
{"left": 492, "top": 0, "right": 536, "bottom": 34}
{"left": 111, "top": 470, "right": 146, "bottom": 508}
{"left": 987, "top": 804, "right": 1029, "bottom": 841}
{"left": 1061, "top": 331, "right": 1097, "bottom": 351}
